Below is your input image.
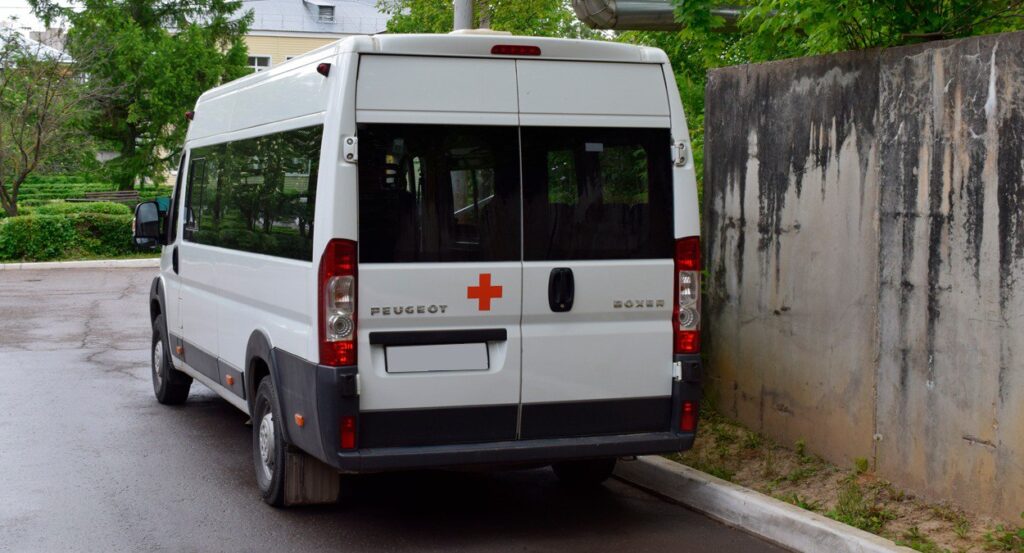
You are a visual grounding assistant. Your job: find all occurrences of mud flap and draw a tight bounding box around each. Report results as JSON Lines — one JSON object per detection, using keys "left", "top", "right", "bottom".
{"left": 284, "top": 451, "right": 340, "bottom": 505}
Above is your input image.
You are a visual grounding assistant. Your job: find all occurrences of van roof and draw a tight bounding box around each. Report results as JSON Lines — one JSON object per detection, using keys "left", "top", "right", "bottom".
{"left": 354, "top": 33, "right": 668, "bottom": 63}
{"left": 196, "top": 33, "right": 668, "bottom": 103}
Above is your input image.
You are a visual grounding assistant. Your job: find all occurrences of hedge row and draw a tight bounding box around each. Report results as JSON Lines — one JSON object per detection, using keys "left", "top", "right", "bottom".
{"left": 29, "top": 202, "right": 133, "bottom": 216}
{"left": 0, "top": 213, "right": 134, "bottom": 261}
{"left": 1, "top": 201, "right": 133, "bottom": 219}
{"left": 138, "top": 186, "right": 174, "bottom": 201}
{"left": 20, "top": 182, "right": 112, "bottom": 191}
{"left": 18, "top": 179, "right": 172, "bottom": 202}
{"left": 23, "top": 175, "right": 94, "bottom": 185}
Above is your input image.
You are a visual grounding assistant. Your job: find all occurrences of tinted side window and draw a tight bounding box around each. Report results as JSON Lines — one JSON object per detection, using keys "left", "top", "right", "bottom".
{"left": 358, "top": 124, "right": 521, "bottom": 263}
{"left": 521, "top": 127, "right": 674, "bottom": 261}
{"left": 182, "top": 125, "right": 322, "bottom": 261}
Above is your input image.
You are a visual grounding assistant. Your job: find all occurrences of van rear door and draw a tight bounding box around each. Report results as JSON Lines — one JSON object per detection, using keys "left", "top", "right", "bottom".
{"left": 354, "top": 56, "right": 523, "bottom": 448}
{"left": 515, "top": 61, "right": 677, "bottom": 439}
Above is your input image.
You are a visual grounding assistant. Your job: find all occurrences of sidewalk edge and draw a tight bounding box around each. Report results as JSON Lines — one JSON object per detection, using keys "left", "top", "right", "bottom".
{"left": 614, "top": 456, "right": 915, "bottom": 553}
{"left": 0, "top": 258, "right": 160, "bottom": 271}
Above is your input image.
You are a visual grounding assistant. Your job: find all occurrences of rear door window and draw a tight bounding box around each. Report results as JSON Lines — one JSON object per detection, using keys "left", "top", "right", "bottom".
{"left": 521, "top": 127, "right": 674, "bottom": 261}
{"left": 358, "top": 124, "right": 521, "bottom": 263}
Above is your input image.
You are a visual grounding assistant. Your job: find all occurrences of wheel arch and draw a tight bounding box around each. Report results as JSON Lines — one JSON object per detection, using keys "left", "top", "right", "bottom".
{"left": 245, "top": 330, "right": 291, "bottom": 443}
{"left": 149, "top": 276, "right": 165, "bottom": 324}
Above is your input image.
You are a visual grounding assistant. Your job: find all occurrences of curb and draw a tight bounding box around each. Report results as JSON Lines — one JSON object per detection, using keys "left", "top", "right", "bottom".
{"left": 614, "top": 456, "right": 914, "bottom": 553}
{"left": 0, "top": 258, "right": 160, "bottom": 271}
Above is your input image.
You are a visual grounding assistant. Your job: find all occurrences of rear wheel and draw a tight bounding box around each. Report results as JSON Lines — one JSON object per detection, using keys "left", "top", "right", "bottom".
{"left": 552, "top": 458, "right": 617, "bottom": 488}
{"left": 253, "top": 377, "right": 288, "bottom": 506}
{"left": 151, "top": 318, "right": 191, "bottom": 405}
{"left": 252, "top": 376, "right": 342, "bottom": 507}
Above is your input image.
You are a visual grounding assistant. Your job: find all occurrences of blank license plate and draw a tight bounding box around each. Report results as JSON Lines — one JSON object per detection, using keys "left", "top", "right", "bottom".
{"left": 385, "top": 343, "right": 489, "bottom": 373}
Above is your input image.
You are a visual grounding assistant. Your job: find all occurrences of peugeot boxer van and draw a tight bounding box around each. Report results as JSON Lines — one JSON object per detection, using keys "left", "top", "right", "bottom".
{"left": 132, "top": 31, "right": 703, "bottom": 507}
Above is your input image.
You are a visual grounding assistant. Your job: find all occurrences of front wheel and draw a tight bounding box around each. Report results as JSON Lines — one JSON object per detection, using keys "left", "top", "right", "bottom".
{"left": 151, "top": 318, "right": 191, "bottom": 405}
{"left": 552, "top": 458, "right": 617, "bottom": 488}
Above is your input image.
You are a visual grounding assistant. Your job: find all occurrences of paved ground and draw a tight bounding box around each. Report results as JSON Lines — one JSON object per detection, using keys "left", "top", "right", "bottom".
{"left": 0, "top": 268, "right": 786, "bottom": 552}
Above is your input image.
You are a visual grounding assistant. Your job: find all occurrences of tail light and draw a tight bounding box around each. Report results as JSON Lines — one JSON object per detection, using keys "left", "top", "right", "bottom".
{"left": 680, "top": 401, "right": 699, "bottom": 432}
{"left": 674, "top": 236, "right": 701, "bottom": 354}
{"left": 319, "top": 239, "right": 357, "bottom": 366}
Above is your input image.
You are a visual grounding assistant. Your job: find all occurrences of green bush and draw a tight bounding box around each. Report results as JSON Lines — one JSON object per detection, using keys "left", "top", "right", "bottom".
{"left": 0, "top": 212, "right": 134, "bottom": 262}
{"left": 0, "top": 216, "right": 78, "bottom": 261}
{"left": 67, "top": 213, "right": 134, "bottom": 257}
{"left": 32, "top": 202, "right": 132, "bottom": 216}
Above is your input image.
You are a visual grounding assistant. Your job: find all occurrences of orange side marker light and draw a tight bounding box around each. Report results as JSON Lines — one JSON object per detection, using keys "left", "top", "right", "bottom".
{"left": 294, "top": 414, "right": 305, "bottom": 427}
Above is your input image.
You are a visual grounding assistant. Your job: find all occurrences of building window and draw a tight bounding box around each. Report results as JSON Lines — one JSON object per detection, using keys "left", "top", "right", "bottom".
{"left": 318, "top": 5, "right": 335, "bottom": 23}
{"left": 247, "top": 55, "right": 271, "bottom": 73}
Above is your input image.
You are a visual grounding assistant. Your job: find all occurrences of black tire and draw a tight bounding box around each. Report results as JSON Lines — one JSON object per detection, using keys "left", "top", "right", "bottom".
{"left": 253, "top": 377, "right": 288, "bottom": 507}
{"left": 151, "top": 318, "right": 192, "bottom": 405}
{"left": 552, "top": 458, "right": 618, "bottom": 488}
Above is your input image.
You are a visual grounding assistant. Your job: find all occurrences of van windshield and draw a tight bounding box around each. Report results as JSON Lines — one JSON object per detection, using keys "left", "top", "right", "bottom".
{"left": 358, "top": 125, "right": 673, "bottom": 263}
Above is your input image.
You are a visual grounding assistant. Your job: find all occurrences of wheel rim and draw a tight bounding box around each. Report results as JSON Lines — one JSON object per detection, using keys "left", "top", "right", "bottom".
{"left": 152, "top": 338, "right": 164, "bottom": 389}
{"left": 258, "top": 412, "right": 276, "bottom": 481}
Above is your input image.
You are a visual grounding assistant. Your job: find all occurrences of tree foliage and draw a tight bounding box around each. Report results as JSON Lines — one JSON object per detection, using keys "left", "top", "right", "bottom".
{"left": 669, "top": 0, "right": 1024, "bottom": 65}
{"left": 30, "top": 0, "right": 252, "bottom": 189}
{"left": 378, "top": 0, "right": 598, "bottom": 38}
{"left": 620, "top": 0, "right": 1024, "bottom": 186}
{"left": 0, "top": 31, "right": 103, "bottom": 216}
{"left": 380, "top": 0, "right": 1023, "bottom": 192}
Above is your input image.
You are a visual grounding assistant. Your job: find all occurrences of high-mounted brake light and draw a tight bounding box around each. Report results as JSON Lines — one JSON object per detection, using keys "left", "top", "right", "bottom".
{"left": 674, "top": 236, "right": 701, "bottom": 354}
{"left": 319, "top": 239, "right": 357, "bottom": 366}
{"left": 491, "top": 44, "right": 541, "bottom": 56}
{"left": 316, "top": 62, "right": 331, "bottom": 77}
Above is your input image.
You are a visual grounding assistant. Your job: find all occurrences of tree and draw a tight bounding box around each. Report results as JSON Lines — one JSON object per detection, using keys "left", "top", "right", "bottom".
{"left": 0, "top": 30, "right": 103, "bottom": 216}
{"left": 30, "top": 0, "right": 252, "bottom": 190}
{"left": 669, "top": 0, "right": 1024, "bottom": 64}
{"left": 619, "top": 0, "right": 1024, "bottom": 188}
{"left": 379, "top": 0, "right": 598, "bottom": 38}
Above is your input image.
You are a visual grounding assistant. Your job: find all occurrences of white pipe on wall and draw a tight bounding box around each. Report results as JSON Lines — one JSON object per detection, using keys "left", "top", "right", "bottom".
{"left": 571, "top": 0, "right": 741, "bottom": 31}
{"left": 454, "top": 0, "right": 474, "bottom": 30}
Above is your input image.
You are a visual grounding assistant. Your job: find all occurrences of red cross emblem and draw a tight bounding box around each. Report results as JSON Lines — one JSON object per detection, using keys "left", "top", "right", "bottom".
{"left": 467, "top": 273, "right": 503, "bottom": 311}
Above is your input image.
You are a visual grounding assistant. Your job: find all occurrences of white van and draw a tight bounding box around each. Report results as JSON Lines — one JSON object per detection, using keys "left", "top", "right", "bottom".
{"left": 132, "top": 32, "right": 703, "bottom": 507}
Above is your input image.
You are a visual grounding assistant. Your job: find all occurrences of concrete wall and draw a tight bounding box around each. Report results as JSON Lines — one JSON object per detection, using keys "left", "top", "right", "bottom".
{"left": 704, "top": 32, "right": 1024, "bottom": 521}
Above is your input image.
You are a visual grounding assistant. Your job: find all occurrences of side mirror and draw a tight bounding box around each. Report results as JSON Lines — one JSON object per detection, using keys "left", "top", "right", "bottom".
{"left": 133, "top": 201, "right": 165, "bottom": 249}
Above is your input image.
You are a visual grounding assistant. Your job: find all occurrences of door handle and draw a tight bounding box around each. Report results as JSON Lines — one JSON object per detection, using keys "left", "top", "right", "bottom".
{"left": 548, "top": 267, "right": 574, "bottom": 313}
{"left": 172, "top": 246, "right": 179, "bottom": 274}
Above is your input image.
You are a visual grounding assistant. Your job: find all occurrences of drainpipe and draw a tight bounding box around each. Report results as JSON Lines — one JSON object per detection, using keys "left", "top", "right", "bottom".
{"left": 454, "top": 0, "right": 473, "bottom": 30}
{"left": 571, "top": 0, "right": 742, "bottom": 31}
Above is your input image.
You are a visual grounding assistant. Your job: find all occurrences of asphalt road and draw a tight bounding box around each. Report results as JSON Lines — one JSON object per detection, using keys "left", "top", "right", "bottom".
{"left": 0, "top": 267, "right": 785, "bottom": 553}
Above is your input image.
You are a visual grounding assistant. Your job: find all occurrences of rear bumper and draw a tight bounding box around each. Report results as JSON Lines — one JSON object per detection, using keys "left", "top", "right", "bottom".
{"left": 270, "top": 348, "right": 702, "bottom": 473}
{"left": 330, "top": 431, "right": 695, "bottom": 472}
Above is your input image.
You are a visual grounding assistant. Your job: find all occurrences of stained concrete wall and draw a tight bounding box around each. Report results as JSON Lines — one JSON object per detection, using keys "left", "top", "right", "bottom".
{"left": 705, "top": 32, "right": 1024, "bottom": 521}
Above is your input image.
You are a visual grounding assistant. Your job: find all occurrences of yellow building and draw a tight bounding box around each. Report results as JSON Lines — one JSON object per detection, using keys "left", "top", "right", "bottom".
{"left": 242, "top": 0, "right": 390, "bottom": 71}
